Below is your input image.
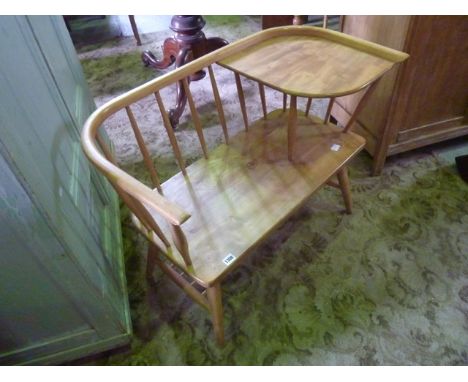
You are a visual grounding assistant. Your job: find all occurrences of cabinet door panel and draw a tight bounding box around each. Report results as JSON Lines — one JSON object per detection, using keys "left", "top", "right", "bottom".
{"left": 0, "top": 16, "right": 131, "bottom": 364}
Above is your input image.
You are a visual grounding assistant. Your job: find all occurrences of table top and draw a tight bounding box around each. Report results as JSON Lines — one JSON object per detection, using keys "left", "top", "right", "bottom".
{"left": 219, "top": 28, "right": 408, "bottom": 98}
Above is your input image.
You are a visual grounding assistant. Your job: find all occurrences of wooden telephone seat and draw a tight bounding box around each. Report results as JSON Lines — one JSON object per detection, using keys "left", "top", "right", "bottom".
{"left": 81, "top": 26, "right": 408, "bottom": 345}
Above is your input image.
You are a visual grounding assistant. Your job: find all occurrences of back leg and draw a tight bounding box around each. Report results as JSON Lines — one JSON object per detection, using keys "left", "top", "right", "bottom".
{"left": 337, "top": 166, "right": 353, "bottom": 214}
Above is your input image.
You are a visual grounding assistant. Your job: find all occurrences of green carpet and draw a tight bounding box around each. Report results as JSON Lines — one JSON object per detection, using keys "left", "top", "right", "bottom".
{"left": 93, "top": 150, "right": 468, "bottom": 365}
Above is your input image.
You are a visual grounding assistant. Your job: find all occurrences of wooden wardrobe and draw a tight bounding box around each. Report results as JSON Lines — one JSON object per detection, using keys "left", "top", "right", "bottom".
{"left": 332, "top": 16, "right": 468, "bottom": 174}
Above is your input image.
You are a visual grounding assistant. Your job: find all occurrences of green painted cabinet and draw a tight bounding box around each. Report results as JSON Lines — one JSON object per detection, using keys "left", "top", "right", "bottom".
{"left": 0, "top": 16, "right": 131, "bottom": 365}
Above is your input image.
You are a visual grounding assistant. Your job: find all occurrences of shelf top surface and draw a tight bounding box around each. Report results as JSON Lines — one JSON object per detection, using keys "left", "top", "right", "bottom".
{"left": 219, "top": 34, "right": 400, "bottom": 98}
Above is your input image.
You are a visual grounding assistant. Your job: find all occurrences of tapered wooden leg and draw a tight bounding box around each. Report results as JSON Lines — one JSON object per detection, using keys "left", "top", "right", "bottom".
{"left": 305, "top": 97, "right": 312, "bottom": 117}
{"left": 258, "top": 83, "right": 267, "bottom": 120}
{"left": 206, "top": 282, "right": 224, "bottom": 346}
{"left": 234, "top": 72, "right": 249, "bottom": 132}
{"left": 146, "top": 242, "right": 158, "bottom": 280}
{"left": 337, "top": 167, "right": 352, "bottom": 214}
{"left": 287, "top": 95, "right": 298, "bottom": 162}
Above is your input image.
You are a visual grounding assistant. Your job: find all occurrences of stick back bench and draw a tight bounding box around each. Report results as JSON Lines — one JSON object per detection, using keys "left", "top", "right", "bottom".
{"left": 81, "top": 26, "right": 408, "bottom": 345}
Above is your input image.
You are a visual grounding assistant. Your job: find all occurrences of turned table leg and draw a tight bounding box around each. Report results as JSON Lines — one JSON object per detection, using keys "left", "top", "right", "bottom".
{"left": 141, "top": 16, "right": 228, "bottom": 129}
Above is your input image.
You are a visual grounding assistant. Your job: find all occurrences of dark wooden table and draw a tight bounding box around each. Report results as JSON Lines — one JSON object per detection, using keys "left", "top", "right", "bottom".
{"left": 142, "top": 16, "right": 228, "bottom": 128}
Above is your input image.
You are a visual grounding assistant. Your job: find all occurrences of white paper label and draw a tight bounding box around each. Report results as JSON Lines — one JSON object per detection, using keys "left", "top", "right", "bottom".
{"left": 331, "top": 144, "right": 341, "bottom": 151}
{"left": 223, "top": 253, "right": 236, "bottom": 265}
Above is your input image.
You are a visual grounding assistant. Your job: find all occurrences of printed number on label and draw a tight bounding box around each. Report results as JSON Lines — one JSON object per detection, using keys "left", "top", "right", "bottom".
{"left": 223, "top": 253, "right": 236, "bottom": 265}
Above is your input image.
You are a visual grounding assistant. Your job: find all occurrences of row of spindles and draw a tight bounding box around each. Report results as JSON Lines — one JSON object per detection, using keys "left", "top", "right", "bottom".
{"left": 98, "top": 65, "right": 340, "bottom": 194}
{"left": 94, "top": 65, "right": 349, "bottom": 268}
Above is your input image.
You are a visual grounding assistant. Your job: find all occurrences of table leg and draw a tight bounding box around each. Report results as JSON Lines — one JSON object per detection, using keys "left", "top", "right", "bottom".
{"left": 142, "top": 37, "right": 178, "bottom": 69}
{"left": 288, "top": 95, "right": 297, "bottom": 161}
{"left": 128, "top": 16, "right": 141, "bottom": 46}
{"left": 142, "top": 17, "right": 228, "bottom": 129}
{"left": 337, "top": 167, "right": 352, "bottom": 214}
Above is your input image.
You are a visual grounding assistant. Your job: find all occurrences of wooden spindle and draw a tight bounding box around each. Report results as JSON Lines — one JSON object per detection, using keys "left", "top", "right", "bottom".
{"left": 305, "top": 97, "right": 313, "bottom": 117}
{"left": 234, "top": 72, "right": 249, "bottom": 131}
{"left": 258, "top": 83, "right": 267, "bottom": 120}
{"left": 324, "top": 97, "right": 335, "bottom": 124}
{"left": 154, "top": 91, "right": 187, "bottom": 175}
{"left": 125, "top": 105, "right": 162, "bottom": 192}
{"left": 283, "top": 93, "right": 288, "bottom": 112}
{"left": 207, "top": 65, "right": 229, "bottom": 144}
{"left": 326, "top": 178, "right": 340, "bottom": 189}
{"left": 152, "top": 254, "right": 209, "bottom": 310}
{"left": 343, "top": 80, "right": 380, "bottom": 133}
{"left": 170, "top": 224, "right": 192, "bottom": 267}
{"left": 323, "top": 15, "right": 329, "bottom": 29}
{"left": 287, "top": 95, "right": 298, "bottom": 161}
{"left": 182, "top": 77, "right": 209, "bottom": 159}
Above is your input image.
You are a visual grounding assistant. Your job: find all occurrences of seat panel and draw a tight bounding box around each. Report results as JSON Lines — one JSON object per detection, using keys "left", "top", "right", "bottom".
{"left": 133, "top": 109, "right": 365, "bottom": 286}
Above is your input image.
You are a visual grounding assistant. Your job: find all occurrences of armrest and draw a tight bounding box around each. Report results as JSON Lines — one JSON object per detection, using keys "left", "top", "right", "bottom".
{"left": 81, "top": 120, "right": 190, "bottom": 226}
{"left": 124, "top": 178, "right": 191, "bottom": 225}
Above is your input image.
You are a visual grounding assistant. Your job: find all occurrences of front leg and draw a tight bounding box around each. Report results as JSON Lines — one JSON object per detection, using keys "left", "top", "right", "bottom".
{"left": 206, "top": 282, "right": 225, "bottom": 346}
{"left": 337, "top": 166, "right": 353, "bottom": 214}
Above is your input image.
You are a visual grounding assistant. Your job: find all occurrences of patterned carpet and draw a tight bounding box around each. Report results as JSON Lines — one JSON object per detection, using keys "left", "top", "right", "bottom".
{"left": 92, "top": 149, "right": 468, "bottom": 366}
{"left": 77, "top": 16, "right": 468, "bottom": 365}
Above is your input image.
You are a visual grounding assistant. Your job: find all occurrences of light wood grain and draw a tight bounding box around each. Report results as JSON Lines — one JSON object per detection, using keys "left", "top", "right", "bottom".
{"left": 81, "top": 134, "right": 190, "bottom": 224}
{"left": 324, "top": 98, "right": 335, "bottom": 124}
{"left": 126, "top": 106, "right": 162, "bottom": 191}
{"left": 152, "top": 249, "right": 209, "bottom": 310}
{"left": 258, "top": 83, "right": 267, "bottom": 119}
{"left": 343, "top": 80, "right": 379, "bottom": 133}
{"left": 155, "top": 91, "right": 187, "bottom": 176}
{"left": 80, "top": 25, "right": 408, "bottom": 345}
{"left": 182, "top": 78, "right": 209, "bottom": 159}
{"left": 81, "top": 26, "right": 407, "bottom": 134}
{"left": 81, "top": 24, "right": 406, "bottom": 233}
{"left": 220, "top": 34, "right": 407, "bottom": 98}
{"left": 133, "top": 109, "right": 365, "bottom": 286}
{"left": 305, "top": 97, "right": 312, "bottom": 117}
{"left": 207, "top": 283, "right": 224, "bottom": 346}
{"left": 235, "top": 72, "right": 249, "bottom": 131}
{"left": 287, "top": 95, "right": 298, "bottom": 161}
{"left": 170, "top": 224, "right": 192, "bottom": 267}
{"left": 334, "top": 16, "right": 468, "bottom": 175}
{"left": 337, "top": 167, "right": 352, "bottom": 214}
{"left": 208, "top": 65, "right": 229, "bottom": 144}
